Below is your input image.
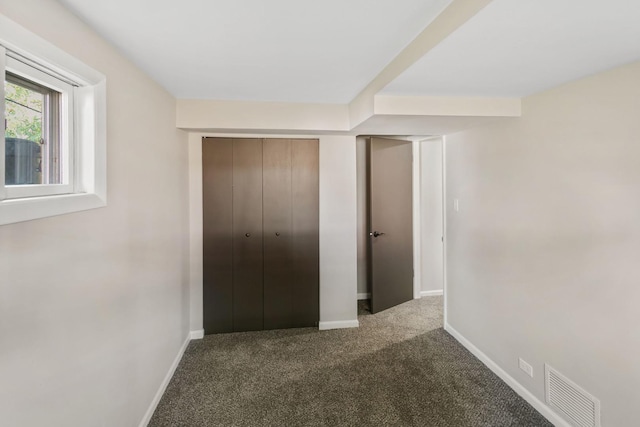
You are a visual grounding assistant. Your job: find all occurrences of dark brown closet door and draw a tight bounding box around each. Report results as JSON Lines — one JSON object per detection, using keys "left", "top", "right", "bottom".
{"left": 202, "top": 137, "right": 233, "bottom": 334}
{"left": 263, "top": 139, "right": 293, "bottom": 330}
{"left": 232, "top": 138, "right": 264, "bottom": 332}
{"left": 291, "top": 139, "right": 319, "bottom": 327}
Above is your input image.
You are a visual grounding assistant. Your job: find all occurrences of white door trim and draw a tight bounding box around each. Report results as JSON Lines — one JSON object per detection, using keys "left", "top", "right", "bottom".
{"left": 412, "top": 140, "right": 422, "bottom": 299}
{"left": 442, "top": 135, "right": 448, "bottom": 326}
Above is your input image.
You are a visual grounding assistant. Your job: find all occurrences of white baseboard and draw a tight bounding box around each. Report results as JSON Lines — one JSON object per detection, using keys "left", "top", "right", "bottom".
{"left": 190, "top": 329, "right": 204, "bottom": 340}
{"left": 138, "top": 335, "right": 190, "bottom": 427}
{"left": 319, "top": 319, "right": 360, "bottom": 330}
{"left": 444, "top": 323, "right": 569, "bottom": 427}
{"left": 420, "top": 290, "right": 443, "bottom": 297}
{"left": 357, "top": 292, "right": 371, "bottom": 300}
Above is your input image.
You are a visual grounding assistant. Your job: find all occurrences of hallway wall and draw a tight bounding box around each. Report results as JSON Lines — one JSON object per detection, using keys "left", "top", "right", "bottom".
{"left": 420, "top": 137, "right": 444, "bottom": 294}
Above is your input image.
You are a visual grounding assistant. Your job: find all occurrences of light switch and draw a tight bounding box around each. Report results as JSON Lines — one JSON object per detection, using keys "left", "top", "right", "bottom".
{"left": 454, "top": 199, "right": 459, "bottom": 212}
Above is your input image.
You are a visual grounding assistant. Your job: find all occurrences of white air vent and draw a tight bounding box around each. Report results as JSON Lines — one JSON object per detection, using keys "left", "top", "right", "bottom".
{"left": 545, "top": 364, "right": 601, "bottom": 427}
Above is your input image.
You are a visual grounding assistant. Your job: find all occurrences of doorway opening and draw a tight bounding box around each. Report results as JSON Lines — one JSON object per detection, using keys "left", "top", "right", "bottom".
{"left": 356, "top": 136, "right": 444, "bottom": 316}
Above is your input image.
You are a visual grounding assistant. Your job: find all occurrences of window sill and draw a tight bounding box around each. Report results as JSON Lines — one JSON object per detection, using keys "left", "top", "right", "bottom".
{"left": 0, "top": 192, "right": 106, "bottom": 225}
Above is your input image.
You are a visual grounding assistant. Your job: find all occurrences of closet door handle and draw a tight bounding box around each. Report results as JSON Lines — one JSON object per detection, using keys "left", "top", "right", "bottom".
{"left": 245, "top": 233, "right": 251, "bottom": 238}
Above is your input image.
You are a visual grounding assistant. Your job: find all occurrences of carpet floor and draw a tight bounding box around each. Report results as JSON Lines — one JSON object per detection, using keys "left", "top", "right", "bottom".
{"left": 149, "top": 297, "right": 551, "bottom": 426}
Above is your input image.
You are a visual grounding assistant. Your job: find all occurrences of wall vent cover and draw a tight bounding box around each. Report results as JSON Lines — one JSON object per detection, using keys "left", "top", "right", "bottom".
{"left": 545, "top": 364, "right": 601, "bottom": 427}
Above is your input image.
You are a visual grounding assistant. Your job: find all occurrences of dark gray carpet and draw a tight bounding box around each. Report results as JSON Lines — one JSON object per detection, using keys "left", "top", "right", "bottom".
{"left": 149, "top": 297, "right": 551, "bottom": 426}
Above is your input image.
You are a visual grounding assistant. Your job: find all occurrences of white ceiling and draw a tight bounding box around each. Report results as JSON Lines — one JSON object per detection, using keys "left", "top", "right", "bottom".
{"left": 54, "top": 0, "right": 640, "bottom": 107}
{"left": 382, "top": 0, "right": 640, "bottom": 98}
{"left": 57, "top": 0, "right": 451, "bottom": 103}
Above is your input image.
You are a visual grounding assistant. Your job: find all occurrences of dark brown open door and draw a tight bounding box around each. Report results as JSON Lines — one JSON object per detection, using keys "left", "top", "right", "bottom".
{"left": 368, "top": 137, "right": 413, "bottom": 313}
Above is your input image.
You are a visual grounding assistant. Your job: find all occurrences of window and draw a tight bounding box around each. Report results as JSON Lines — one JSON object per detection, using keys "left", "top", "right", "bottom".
{"left": 4, "top": 57, "right": 74, "bottom": 197}
{"left": 0, "top": 13, "right": 106, "bottom": 225}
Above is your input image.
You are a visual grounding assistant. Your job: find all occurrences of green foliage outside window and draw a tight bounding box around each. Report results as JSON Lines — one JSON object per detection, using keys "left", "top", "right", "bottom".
{"left": 4, "top": 81, "right": 43, "bottom": 143}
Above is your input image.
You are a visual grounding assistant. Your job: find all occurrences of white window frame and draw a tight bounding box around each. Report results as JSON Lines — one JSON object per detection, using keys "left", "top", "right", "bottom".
{"left": 4, "top": 55, "right": 75, "bottom": 198}
{"left": 0, "top": 14, "right": 106, "bottom": 225}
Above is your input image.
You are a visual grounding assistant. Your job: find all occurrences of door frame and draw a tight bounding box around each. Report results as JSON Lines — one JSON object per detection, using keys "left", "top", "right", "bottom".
{"left": 442, "top": 135, "right": 448, "bottom": 328}
{"left": 367, "top": 137, "right": 415, "bottom": 313}
{"left": 411, "top": 139, "right": 422, "bottom": 300}
{"left": 357, "top": 136, "right": 445, "bottom": 306}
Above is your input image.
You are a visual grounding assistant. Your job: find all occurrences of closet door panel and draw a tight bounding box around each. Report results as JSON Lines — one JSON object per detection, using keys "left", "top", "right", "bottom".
{"left": 263, "top": 139, "right": 293, "bottom": 330}
{"left": 233, "top": 138, "right": 264, "bottom": 332}
{"left": 202, "top": 138, "right": 233, "bottom": 334}
{"left": 291, "top": 139, "right": 319, "bottom": 327}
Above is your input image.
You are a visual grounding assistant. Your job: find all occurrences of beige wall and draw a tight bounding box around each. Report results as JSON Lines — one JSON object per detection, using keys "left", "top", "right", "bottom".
{"left": 177, "top": 99, "right": 350, "bottom": 132}
{"left": 420, "top": 138, "right": 443, "bottom": 293}
{"left": 445, "top": 60, "right": 640, "bottom": 426}
{"left": 0, "top": 1, "right": 190, "bottom": 426}
{"left": 318, "top": 136, "right": 359, "bottom": 326}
